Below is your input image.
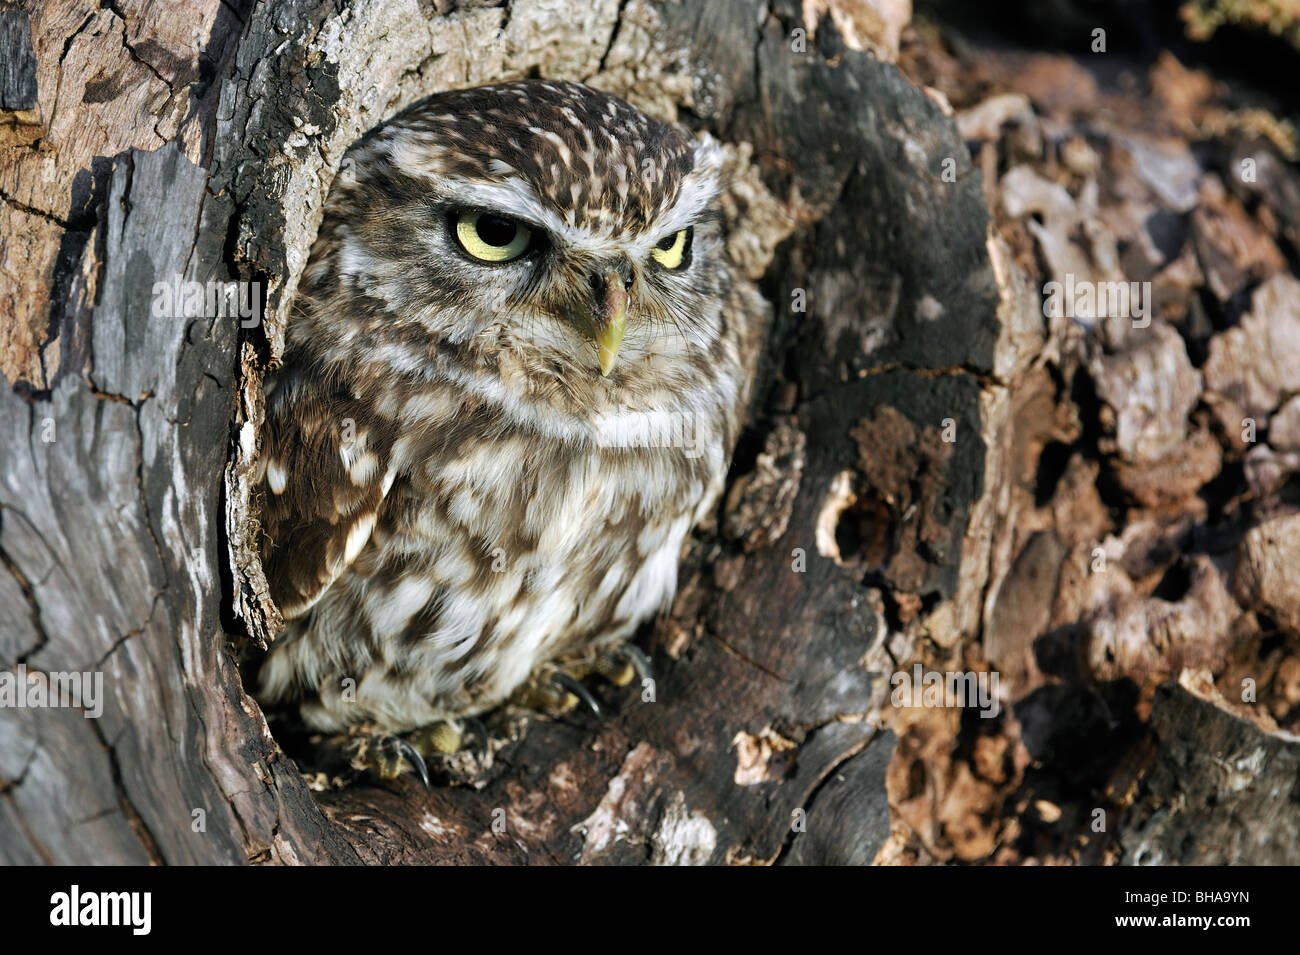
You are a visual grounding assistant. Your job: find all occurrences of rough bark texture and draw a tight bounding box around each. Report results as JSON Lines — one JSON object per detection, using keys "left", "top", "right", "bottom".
{"left": 887, "top": 1, "right": 1300, "bottom": 865}
{"left": 1, "top": 0, "right": 985, "bottom": 866}
{"left": 3, "top": 0, "right": 1297, "bottom": 866}
{"left": 1117, "top": 675, "right": 1300, "bottom": 866}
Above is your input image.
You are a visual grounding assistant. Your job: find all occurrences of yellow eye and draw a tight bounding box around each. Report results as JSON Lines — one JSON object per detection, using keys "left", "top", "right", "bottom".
{"left": 454, "top": 211, "right": 532, "bottom": 262}
{"left": 650, "top": 228, "right": 691, "bottom": 270}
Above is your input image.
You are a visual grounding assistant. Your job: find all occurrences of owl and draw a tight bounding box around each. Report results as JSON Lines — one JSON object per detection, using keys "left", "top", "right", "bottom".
{"left": 255, "top": 80, "right": 765, "bottom": 773}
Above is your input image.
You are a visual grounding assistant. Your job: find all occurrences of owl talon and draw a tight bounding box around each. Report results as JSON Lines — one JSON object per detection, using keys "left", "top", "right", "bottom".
{"left": 361, "top": 734, "right": 431, "bottom": 789}
{"left": 591, "top": 644, "right": 654, "bottom": 688}
{"left": 618, "top": 644, "right": 654, "bottom": 685}
{"left": 593, "top": 652, "right": 635, "bottom": 687}
{"left": 462, "top": 717, "right": 491, "bottom": 759}
{"left": 551, "top": 671, "right": 604, "bottom": 718}
{"left": 400, "top": 740, "right": 432, "bottom": 790}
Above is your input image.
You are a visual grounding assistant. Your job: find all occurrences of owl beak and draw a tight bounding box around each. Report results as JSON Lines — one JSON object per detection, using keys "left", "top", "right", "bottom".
{"left": 592, "top": 272, "right": 628, "bottom": 377}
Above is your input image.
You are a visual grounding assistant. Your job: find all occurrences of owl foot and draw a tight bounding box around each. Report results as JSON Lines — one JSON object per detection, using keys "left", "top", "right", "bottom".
{"left": 550, "top": 670, "right": 604, "bottom": 717}
{"left": 459, "top": 717, "right": 492, "bottom": 759}
{"left": 351, "top": 732, "right": 433, "bottom": 788}
{"left": 514, "top": 644, "right": 654, "bottom": 717}
{"left": 602, "top": 643, "right": 654, "bottom": 687}
{"left": 347, "top": 720, "right": 470, "bottom": 788}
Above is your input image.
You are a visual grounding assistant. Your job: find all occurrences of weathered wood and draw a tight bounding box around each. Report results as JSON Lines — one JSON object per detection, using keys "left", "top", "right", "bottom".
{"left": 1, "top": 142, "right": 361, "bottom": 865}
{"left": 2, "top": 0, "right": 1001, "bottom": 865}
{"left": 1117, "top": 680, "right": 1300, "bottom": 865}
{"left": 0, "top": 8, "right": 38, "bottom": 117}
{"left": 888, "top": 6, "right": 1300, "bottom": 865}
{"left": 16, "top": 0, "right": 1297, "bottom": 868}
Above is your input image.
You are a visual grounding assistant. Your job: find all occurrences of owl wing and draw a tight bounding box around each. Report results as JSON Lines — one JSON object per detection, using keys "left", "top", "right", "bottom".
{"left": 258, "top": 368, "right": 399, "bottom": 620}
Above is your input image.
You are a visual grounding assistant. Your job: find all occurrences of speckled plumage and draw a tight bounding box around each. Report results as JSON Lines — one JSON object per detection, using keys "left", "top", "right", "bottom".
{"left": 255, "top": 80, "right": 764, "bottom": 733}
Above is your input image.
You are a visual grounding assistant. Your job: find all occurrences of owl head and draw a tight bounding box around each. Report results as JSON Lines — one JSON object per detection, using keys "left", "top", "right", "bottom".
{"left": 296, "top": 80, "right": 732, "bottom": 414}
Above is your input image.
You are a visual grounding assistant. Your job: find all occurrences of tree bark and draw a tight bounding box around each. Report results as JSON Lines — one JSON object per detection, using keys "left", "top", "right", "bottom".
{"left": 1117, "top": 675, "right": 1300, "bottom": 866}
{"left": 39, "top": 0, "right": 1300, "bottom": 870}
{"left": 5, "top": 0, "right": 997, "bottom": 864}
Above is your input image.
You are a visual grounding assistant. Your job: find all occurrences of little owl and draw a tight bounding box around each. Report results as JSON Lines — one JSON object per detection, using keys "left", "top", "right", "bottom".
{"left": 255, "top": 80, "right": 765, "bottom": 775}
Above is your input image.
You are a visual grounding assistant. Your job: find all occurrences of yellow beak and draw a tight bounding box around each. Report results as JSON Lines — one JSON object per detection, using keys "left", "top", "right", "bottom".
{"left": 592, "top": 272, "right": 629, "bottom": 377}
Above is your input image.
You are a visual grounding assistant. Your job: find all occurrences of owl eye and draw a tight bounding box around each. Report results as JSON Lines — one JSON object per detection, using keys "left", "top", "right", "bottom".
{"left": 650, "top": 227, "right": 692, "bottom": 270}
{"left": 453, "top": 210, "right": 533, "bottom": 262}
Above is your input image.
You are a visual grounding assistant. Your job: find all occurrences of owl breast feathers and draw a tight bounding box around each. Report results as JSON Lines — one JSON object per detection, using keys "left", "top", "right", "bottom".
{"left": 255, "top": 80, "right": 766, "bottom": 733}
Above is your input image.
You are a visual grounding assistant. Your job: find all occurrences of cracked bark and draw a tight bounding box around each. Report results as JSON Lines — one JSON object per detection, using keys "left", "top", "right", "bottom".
{"left": 3, "top": 0, "right": 995, "bottom": 864}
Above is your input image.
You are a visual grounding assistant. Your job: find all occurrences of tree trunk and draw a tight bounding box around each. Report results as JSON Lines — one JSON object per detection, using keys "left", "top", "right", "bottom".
{"left": 2, "top": 0, "right": 978, "bottom": 864}
{"left": 6, "top": 0, "right": 1296, "bottom": 866}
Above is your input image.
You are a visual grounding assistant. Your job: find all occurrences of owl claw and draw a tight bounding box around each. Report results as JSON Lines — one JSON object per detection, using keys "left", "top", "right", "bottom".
{"left": 551, "top": 670, "right": 604, "bottom": 718}
{"left": 463, "top": 717, "right": 490, "bottom": 759}
{"left": 388, "top": 736, "right": 431, "bottom": 790}
{"left": 591, "top": 643, "right": 653, "bottom": 688}
{"left": 513, "top": 647, "right": 650, "bottom": 718}
{"left": 618, "top": 644, "right": 654, "bottom": 684}
{"left": 351, "top": 732, "right": 432, "bottom": 788}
